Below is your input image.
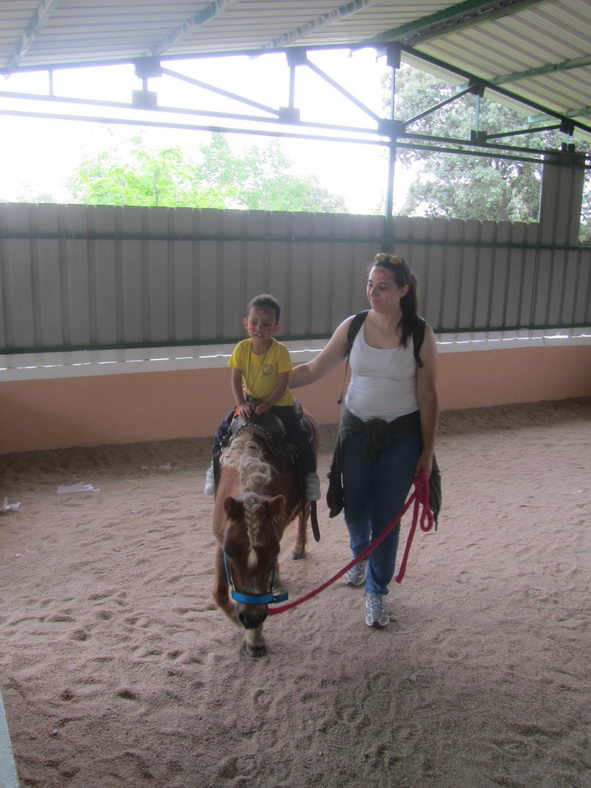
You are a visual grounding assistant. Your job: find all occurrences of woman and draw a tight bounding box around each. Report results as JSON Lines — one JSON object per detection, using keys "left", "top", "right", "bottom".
{"left": 290, "top": 253, "right": 438, "bottom": 628}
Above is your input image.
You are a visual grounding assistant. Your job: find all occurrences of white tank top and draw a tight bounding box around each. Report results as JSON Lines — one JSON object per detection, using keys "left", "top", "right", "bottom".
{"left": 344, "top": 323, "right": 418, "bottom": 422}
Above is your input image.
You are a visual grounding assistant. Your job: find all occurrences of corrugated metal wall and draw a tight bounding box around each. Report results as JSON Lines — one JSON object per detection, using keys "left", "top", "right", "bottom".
{"left": 1, "top": 203, "right": 589, "bottom": 354}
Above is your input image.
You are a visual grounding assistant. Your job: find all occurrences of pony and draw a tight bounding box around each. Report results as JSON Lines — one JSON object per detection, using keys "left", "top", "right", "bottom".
{"left": 212, "top": 413, "right": 319, "bottom": 657}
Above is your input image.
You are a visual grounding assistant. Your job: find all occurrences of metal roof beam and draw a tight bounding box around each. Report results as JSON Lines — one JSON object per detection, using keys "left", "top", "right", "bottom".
{"left": 262, "top": 0, "right": 377, "bottom": 49}
{"left": 356, "top": 0, "right": 548, "bottom": 48}
{"left": 563, "top": 105, "right": 591, "bottom": 119}
{"left": 149, "top": 0, "right": 241, "bottom": 57}
{"left": 402, "top": 83, "right": 482, "bottom": 127}
{"left": 398, "top": 44, "right": 591, "bottom": 138}
{"left": 493, "top": 54, "right": 591, "bottom": 85}
{"left": 5, "top": 0, "right": 64, "bottom": 71}
{"left": 160, "top": 66, "right": 280, "bottom": 116}
{"left": 305, "top": 59, "right": 381, "bottom": 123}
{"left": 483, "top": 122, "right": 562, "bottom": 140}
{"left": 3, "top": 105, "right": 585, "bottom": 166}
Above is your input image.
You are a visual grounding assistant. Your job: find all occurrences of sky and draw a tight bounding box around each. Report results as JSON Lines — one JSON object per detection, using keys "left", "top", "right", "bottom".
{"left": 0, "top": 48, "right": 411, "bottom": 214}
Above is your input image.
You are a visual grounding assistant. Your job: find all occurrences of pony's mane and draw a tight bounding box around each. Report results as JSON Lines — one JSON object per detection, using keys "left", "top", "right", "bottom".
{"left": 220, "top": 430, "right": 274, "bottom": 491}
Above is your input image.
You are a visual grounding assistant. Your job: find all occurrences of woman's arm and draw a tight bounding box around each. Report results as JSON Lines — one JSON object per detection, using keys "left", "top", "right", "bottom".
{"left": 415, "top": 324, "right": 439, "bottom": 477}
{"left": 289, "top": 316, "right": 353, "bottom": 389}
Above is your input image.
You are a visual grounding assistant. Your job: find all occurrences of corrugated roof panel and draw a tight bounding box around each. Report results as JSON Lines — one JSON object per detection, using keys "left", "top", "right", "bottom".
{"left": 424, "top": 25, "right": 584, "bottom": 80}
{"left": 0, "top": 0, "right": 589, "bottom": 136}
{"left": 414, "top": 1, "right": 591, "bottom": 122}
{"left": 507, "top": 71, "right": 591, "bottom": 116}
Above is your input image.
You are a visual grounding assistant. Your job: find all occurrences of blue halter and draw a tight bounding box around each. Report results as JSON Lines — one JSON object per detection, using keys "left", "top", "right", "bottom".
{"left": 223, "top": 551, "right": 288, "bottom": 605}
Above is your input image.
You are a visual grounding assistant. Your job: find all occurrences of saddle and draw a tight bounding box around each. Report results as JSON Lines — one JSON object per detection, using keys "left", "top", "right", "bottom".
{"left": 229, "top": 410, "right": 293, "bottom": 467}
{"left": 213, "top": 403, "right": 321, "bottom": 541}
{"left": 213, "top": 401, "right": 308, "bottom": 486}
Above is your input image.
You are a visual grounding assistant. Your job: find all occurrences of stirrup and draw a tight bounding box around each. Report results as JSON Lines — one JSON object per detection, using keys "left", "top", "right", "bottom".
{"left": 204, "top": 464, "right": 215, "bottom": 496}
{"left": 304, "top": 472, "right": 321, "bottom": 501}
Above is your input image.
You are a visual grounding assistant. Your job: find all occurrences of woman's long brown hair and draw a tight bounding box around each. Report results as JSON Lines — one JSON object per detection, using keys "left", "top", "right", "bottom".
{"left": 370, "top": 253, "right": 419, "bottom": 348}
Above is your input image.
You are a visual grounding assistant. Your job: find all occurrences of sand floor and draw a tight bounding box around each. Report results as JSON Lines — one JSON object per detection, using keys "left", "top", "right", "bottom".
{"left": 1, "top": 398, "right": 590, "bottom": 787}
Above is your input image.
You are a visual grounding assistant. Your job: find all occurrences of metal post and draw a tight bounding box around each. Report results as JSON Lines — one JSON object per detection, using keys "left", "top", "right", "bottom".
{"left": 289, "top": 64, "right": 296, "bottom": 108}
{"left": 384, "top": 45, "right": 400, "bottom": 252}
{"left": 384, "top": 139, "right": 396, "bottom": 252}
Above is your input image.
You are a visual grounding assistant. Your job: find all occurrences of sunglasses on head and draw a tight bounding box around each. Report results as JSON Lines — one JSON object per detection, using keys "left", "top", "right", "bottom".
{"left": 374, "top": 252, "right": 406, "bottom": 266}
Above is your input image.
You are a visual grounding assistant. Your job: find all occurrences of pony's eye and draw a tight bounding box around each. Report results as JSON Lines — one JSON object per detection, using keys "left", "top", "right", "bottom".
{"left": 223, "top": 539, "right": 241, "bottom": 559}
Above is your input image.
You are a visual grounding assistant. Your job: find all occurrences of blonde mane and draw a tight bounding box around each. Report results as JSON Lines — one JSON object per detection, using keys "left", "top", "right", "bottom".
{"left": 220, "top": 430, "right": 274, "bottom": 492}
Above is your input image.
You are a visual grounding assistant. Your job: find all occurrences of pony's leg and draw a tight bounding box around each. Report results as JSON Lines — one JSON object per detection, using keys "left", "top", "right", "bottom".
{"left": 244, "top": 625, "right": 266, "bottom": 658}
{"left": 213, "top": 546, "right": 238, "bottom": 624}
{"left": 291, "top": 504, "right": 308, "bottom": 559}
{"left": 273, "top": 559, "right": 286, "bottom": 593}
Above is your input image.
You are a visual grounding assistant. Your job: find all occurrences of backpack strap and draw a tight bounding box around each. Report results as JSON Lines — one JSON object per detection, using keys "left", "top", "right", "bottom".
{"left": 338, "top": 311, "right": 426, "bottom": 402}
{"left": 337, "top": 310, "right": 368, "bottom": 403}
{"left": 344, "top": 310, "right": 369, "bottom": 359}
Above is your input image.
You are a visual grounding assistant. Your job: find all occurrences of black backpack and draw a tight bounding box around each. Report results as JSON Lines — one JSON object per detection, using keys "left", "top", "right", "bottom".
{"left": 340, "top": 310, "right": 442, "bottom": 526}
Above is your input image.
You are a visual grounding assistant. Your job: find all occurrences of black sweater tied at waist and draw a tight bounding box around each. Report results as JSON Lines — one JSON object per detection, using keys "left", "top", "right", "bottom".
{"left": 326, "top": 408, "right": 422, "bottom": 518}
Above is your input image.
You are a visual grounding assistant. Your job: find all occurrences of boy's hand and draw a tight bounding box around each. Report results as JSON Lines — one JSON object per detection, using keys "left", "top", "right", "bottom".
{"left": 254, "top": 401, "right": 271, "bottom": 415}
{"left": 237, "top": 402, "right": 252, "bottom": 419}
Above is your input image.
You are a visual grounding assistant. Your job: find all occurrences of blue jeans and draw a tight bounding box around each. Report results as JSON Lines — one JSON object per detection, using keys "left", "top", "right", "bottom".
{"left": 342, "top": 430, "right": 422, "bottom": 595}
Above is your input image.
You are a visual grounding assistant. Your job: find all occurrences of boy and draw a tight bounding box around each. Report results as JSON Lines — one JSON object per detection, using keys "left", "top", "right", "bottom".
{"left": 204, "top": 293, "right": 320, "bottom": 500}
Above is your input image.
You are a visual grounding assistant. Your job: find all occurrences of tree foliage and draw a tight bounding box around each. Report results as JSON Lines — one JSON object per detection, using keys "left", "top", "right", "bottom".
{"left": 67, "top": 133, "right": 346, "bottom": 213}
{"left": 391, "top": 66, "right": 590, "bottom": 234}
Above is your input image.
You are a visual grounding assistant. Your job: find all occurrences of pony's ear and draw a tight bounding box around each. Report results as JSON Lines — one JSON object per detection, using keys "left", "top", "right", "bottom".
{"left": 224, "top": 496, "right": 243, "bottom": 520}
{"left": 267, "top": 495, "right": 285, "bottom": 521}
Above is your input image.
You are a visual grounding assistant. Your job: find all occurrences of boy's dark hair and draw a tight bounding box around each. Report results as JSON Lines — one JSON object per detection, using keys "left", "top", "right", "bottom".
{"left": 247, "top": 293, "right": 281, "bottom": 322}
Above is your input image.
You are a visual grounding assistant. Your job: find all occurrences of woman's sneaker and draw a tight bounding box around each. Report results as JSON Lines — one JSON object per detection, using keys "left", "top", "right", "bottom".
{"left": 345, "top": 559, "right": 367, "bottom": 587}
{"left": 365, "top": 592, "right": 390, "bottom": 627}
{"left": 304, "top": 472, "right": 321, "bottom": 501}
{"left": 204, "top": 464, "right": 215, "bottom": 496}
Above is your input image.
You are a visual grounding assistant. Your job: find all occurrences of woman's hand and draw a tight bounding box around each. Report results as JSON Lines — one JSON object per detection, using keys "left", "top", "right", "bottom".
{"left": 414, "top": 449, "right": 433, "bottom": 478}
{"left": 254, "top": 401, "right": 271, "bottom": 415}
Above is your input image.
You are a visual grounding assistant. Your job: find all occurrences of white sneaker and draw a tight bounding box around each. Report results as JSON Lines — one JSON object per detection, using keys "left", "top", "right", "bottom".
{"left": 345, "top": 559, "right": 367, "bottom": 587}
{"left": 365, "top": 592, "right": 390, "bottom": 628}
{"left": 304, "top": 472, "right": 321, "bottom": 501}
{"left": 204, "top": 464, "right": 215, "bottom": 496}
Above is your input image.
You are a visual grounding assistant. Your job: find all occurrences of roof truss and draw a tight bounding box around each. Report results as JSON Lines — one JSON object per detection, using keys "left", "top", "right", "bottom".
{"left": 6, "top": 0, "right": 64, "bottom": 71}
{"left": 149, "top": 0, "right": 241, "bottom": 57}
{"left": 262, "top": 0, "right": 377, "bottom": 49}
{"left": 357, "top": 0, "right": 549, "bottom": 48}
{"left": 493, "top": 54, "right": 591, "bottom": 86}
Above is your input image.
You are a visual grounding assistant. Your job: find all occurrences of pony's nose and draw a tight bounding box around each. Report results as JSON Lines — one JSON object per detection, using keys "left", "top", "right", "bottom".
{"left": 238, "top": 607, "right": 267, "bottom": 629}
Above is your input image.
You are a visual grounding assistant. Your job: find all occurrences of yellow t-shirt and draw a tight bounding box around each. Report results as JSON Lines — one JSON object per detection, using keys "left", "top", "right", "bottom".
{"left": 228, "top": 338, "right": 294, "bottom": 406}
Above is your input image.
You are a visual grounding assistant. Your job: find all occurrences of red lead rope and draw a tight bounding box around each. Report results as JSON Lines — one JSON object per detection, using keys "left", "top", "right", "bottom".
{"left": 268, "top": 472, "right": 433, "bottom": 616}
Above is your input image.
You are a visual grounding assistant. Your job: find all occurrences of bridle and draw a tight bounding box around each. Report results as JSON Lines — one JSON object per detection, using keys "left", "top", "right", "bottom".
{"left": 223, "top": 550, "right": 288, "bottom": 605}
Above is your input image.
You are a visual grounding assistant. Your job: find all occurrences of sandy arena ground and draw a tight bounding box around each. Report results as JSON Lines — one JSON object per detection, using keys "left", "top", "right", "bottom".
{"left": 1, "top": 398, "right": 590, "bottom": 787}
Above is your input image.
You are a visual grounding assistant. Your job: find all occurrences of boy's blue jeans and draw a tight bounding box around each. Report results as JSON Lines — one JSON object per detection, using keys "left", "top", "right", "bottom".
{"left": 342, "top": 429, "right": 422, "bottom": 595}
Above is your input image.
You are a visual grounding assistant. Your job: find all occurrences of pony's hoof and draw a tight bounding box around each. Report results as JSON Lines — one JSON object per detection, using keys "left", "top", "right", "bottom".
{"left": 245, "top": 643, "right": 267, "bottom": 658}
{"left": 291, "top": 546, "right": 305, "bottom": 560}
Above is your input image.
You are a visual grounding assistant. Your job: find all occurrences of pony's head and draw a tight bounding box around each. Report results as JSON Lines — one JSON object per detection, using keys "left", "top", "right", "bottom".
{"left": 223, "top": 492, "right": 285, "bottom": 629}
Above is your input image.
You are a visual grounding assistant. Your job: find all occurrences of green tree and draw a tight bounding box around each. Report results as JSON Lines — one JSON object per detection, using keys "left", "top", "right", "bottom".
{"left": 391, "top": 66, "right": 589, "bottom": 232}
{"left": 67, "top": 133, "right": 346, "bottom": 212}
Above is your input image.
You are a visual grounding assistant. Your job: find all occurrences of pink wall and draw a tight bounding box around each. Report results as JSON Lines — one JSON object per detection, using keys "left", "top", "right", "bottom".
{"left": 1, "top": 345, "right": 590, "bottom": 454}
